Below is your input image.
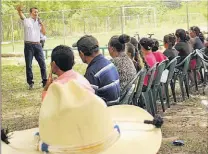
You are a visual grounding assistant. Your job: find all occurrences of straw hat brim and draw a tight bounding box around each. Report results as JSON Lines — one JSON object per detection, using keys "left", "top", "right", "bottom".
{"left": 2, "top": 105, "right": 162, "bottom": 154}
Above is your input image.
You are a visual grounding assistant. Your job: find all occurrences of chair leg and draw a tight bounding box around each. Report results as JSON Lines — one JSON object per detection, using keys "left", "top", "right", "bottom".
{"left": 159, "top": 84, "right": 165, "bottom": 112}
{"left": 142, "top": 92, "right": 152, "bottom": 115}
{"left": 170, "top": 78, "right": 177, "bottom": 102}
{"left": 149, "top": 90, "right": 157, "bottom": 116}
{"left": 164, "top": 83, "right": 170, "bottom": 108}
{"left": 178, "top": 75, "right": 185, "bottom": 101}
{"left": 184, "top": 74, "right": 190, "bottom": 98}
{"left": 193, "top": 69, "right": 198, "bottom": 91}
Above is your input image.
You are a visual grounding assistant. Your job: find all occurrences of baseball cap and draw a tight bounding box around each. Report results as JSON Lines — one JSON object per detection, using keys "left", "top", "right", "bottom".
{"left": 72, "top": 35, "right": 99, "bottom": 55}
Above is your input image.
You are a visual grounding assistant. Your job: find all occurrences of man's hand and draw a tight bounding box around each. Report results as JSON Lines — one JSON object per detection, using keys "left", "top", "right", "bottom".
{"left": 44, "top": 70, "right": 53, "bottom": 91}
{"left": 16, "top": 5, "right": 23, "bottom": 12}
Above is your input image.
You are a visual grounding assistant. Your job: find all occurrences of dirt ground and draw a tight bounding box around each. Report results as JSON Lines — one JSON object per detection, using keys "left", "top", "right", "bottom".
{"left": 2, "top": 58, "right": 208, "bottom": 153}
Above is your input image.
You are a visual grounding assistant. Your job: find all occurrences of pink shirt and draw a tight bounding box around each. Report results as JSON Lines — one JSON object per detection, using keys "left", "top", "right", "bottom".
{"left": 153, "top": 51, "right": 167, "bottom": 63}
{"left": 144, "top": 52, "right": 157, "bottom": 86}
{"left": 42, "top": 70, "right": 95, "bottom": 101}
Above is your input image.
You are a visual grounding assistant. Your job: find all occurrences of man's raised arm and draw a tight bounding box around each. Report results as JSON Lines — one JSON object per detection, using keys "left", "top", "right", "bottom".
{"left": 16, "top": 5, "right": 26, "bottom": 20}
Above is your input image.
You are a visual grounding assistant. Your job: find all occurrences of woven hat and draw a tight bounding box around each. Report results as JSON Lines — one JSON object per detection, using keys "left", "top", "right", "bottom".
{"left": 2, "top": 80, "right": 162, "bottom": 154}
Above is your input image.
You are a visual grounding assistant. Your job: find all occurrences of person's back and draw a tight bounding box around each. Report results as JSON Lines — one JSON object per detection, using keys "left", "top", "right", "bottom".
{"left": 163, "top": 34, "right": 179, "bottom": 61}
{"left": 139, "top": 38, "right": 157, "bottom": 87}
{"left": 85, "top": 54, "right": 120, "bottom": 104}
{"left": 111, "top": 52, "right": 137, "bottom": 90}
{"left": 175, "top": 29, "right": 193, "bottom": 63}
{"left": 74, "top": 35, "right": 120, "bottom": 106}
{"left": 108, "top": 34, "right": 137, "bottom": 91}
{"left": 152, "top": 38, "right": 167, "bottom": 63}
{"left": 189, "top": 26, "right": 205, "bottom": 50}
{"left": 152, "top": 52, "right": 167, "bottom": 63}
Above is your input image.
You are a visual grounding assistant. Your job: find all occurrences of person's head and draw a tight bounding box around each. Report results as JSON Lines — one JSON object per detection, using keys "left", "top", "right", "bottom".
{"left": 175, "top": 29, "right": 187, "bottom": 42}
{"left": 152, "top": 38, "right": 159, "bottom": 52}
{"left": 125, "top": 43, "right": 135, "bottom": 60}
{"left": 189, "top": 26, "right": 205, "bottom": 43}
{"left": 163, "top": 33, "right": 176, "bottom": 49}
{"left": 139, "top": 37, "right": 154, "bottom": 53}
{"left": 108, "top": 34, "right": 130, "bottom": 58}
{"left": 29, "top": 7, "right": 38, "bottom": 19}
{"left": 51, "top": 45, "right": 75, "bottom": 76}
{"left": 73, "top": 35, "right": 100, "bottom": 64}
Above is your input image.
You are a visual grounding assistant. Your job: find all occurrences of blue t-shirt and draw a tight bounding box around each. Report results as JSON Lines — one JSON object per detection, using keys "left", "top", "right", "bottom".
{"left": 85, "top": 54, "right": 120, "bottom": 106}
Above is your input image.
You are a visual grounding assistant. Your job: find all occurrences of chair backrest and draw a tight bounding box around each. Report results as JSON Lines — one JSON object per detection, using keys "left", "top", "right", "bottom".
{"left": 145, "top": 63, "right": 157, "bottom": 91}
{"left": 119, "top": 69, "right": 142, "bottom": 103}
{"left": 134, "top": 68, "right": 147, "bottom": 99}
{"left": 119, "top": 84, "right": 136, "bottom": 104}
{"left": 166, "top": 56, "right": 179, "bottom": 83}
{"left": 153, "top": 59, "right": 169, "bottom": 86}
{"left": 196, "top": 49, "right": 208, "bottom": 71}
{"left": 176, "top": 53, "right": 193, "bottom": 74}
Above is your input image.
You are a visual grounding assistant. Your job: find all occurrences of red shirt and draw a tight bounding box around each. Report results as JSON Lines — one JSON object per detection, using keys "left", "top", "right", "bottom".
{"left": 144, "top": 52, "right": 157, "bottom": 86}
{"left": 153, "top": 51, "right": 167, "bottom": 63}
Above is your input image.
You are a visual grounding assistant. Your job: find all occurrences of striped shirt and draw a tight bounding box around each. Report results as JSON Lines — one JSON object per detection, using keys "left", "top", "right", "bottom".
{"left": 85, "top": 54, "right": 120, "bottom": 106}
{"left": 23, "top": 17, "right": 41, "bottom": 42}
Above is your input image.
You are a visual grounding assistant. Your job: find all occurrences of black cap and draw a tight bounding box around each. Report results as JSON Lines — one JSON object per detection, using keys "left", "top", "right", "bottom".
{"left": 72, "top": 35, "right": 99, "bottom": 56}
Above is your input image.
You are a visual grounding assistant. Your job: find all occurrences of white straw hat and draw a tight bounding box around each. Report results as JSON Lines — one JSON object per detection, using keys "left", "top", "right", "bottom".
{"left": 2, "top": 80, "right": 162, "bottom": 154}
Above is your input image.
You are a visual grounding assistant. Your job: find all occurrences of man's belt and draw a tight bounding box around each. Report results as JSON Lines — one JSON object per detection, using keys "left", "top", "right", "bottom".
{"left": 25, "top": 41, "right": 40, "bottom": 44}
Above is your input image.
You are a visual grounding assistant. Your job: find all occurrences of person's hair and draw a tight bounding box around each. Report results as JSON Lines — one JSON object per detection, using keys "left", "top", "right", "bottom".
{"left": 152, "top": 38, "right": 159, "bottom": 52}
{"left": 109, "top": 34, "right": 130, "bottom": 52}
{"left": 138, "top": 38, "right": 153, "bottom": 69}
{"left": 30, "top": 7, "right": 38, "bottom": 13}
{"left": 125, "top": 42, "right": 135, "bottom": 59}
{"left": 190, "top": 26, "right": 205, "bottom": 43}
{"left": 51, "top": 45, "right": 75, "bottom": 72}
{"left": 164, "top": 33, "right": 176, "bottom": 49}
{"left": 175, "top": 29, "right": 188, "bottom": 42}
{"left": 139, "top": 37, "right": 154, "bottom": 51}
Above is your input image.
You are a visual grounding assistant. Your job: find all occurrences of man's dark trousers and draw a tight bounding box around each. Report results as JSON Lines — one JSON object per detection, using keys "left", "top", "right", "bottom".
{"left": 24, "top": 43, "right": 47, "bottom": 86}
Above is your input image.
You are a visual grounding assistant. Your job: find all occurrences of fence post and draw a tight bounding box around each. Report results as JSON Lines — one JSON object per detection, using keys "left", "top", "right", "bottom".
{"left": 186, "top": 1, "right": 189, "bottom": 30}
{"left": 137, "top": 15, "right": 140, "bottom": 28}
{"left": 84, "top": 18, "right": 86, "bottom": 34}
{"left": 62, "top": 11, "right": 66, "bottom": 45}
{"left": 120, "top": 6, "right": 125, "bottom": 34}
{"left": 153, "top": 8, "right": 157, "bottom": 28}
{"left": 11, "top": 15, "right": 15, "bottom": 53}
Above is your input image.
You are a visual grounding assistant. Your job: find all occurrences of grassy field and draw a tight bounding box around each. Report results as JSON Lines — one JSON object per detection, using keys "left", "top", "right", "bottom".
{"left": 2, "top": 57, "right": 208, "bottom": 153}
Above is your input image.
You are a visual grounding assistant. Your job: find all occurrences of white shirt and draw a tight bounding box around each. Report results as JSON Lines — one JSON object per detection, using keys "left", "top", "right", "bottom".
{"left": 23, "top": 17, "right": 40, "bottom": 42}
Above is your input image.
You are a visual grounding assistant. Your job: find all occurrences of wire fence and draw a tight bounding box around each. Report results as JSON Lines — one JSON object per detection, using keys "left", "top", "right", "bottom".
{"left": 1, "top": 4, "right": 208, "bottom": 53}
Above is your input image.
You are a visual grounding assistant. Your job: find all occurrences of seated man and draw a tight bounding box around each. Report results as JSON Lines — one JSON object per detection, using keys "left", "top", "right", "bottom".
{"left": 73, "top": 35, "right": 120, "bottom": 106}
{"left": 42, "top": 45, "right": 94, "bottom": 100}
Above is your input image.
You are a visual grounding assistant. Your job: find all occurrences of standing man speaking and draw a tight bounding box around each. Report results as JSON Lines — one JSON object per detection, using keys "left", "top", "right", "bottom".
{"left": 16, "top": 5, "right": 47, "bottom": 90}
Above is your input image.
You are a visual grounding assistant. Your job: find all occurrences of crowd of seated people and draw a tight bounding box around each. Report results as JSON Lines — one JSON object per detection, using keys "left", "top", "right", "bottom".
{"left": 41, "top": 26, "right": 206, "bottom": 107}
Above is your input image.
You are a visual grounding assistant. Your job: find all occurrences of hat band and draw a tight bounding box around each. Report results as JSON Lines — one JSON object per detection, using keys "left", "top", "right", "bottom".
{"left": 35, "top": 125, "right": 120, "bottom": 154}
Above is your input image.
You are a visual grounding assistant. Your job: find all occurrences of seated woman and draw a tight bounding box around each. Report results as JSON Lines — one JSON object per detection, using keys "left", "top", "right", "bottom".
{"left": 139, "top": 38, "right": 157, "bottom": 91}
{"left": 125, "top": 42, "right": 142, "bottom": 72}
{"left": 151, "top": 38, "right": 167, "bottom": 63}
{"left": 108, "top": 34, "right": 137, "bottom": 91}
{"left": 163, "top": 33, "right": 179, "bottom": 61}
{"left": 174, "top": 29, "right": 193, "bottom": 63}
{"left": 189, "top": 26, "right": 204, "bottom": 50}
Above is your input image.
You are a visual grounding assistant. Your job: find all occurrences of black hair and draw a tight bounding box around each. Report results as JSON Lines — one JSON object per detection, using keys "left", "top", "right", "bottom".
{"left": 152, "top": 38, "right": 159, "bottom": 52}
{"left": 126, "top": 42, "right": 135, "bottom": 59}
{"left": 175, "top": 29, "right": 188, "bottom": 42}
{"left": 138, "top": 38, "right": 153, "bottom": 69}
{"left": 164, "top": 33, "right": 176, "bottom": 49}
{"left": 190, "top": 26, "right": 205, "bottom": 43}
{"left": 139, "top": 37, "right": 154, "bottom": 51}
{"left": 51, "top": 45, "right": 75, "bottom": 72}
{"left": 30, "top": 7, "right": 38, "bottom": 13}
{"left": 109, "top": 34, "right": 130, "bottom": 52}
